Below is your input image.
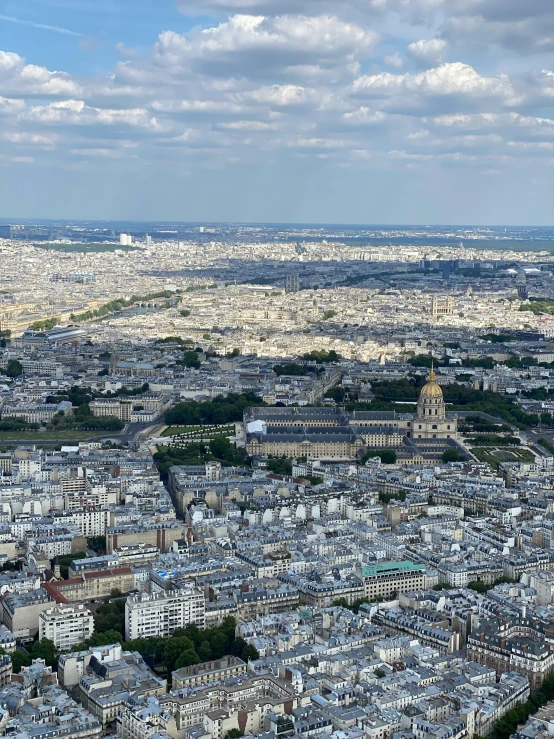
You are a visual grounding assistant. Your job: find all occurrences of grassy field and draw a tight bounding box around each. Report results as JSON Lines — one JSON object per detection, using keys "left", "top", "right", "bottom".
{"left": 471, "top": 447, "right": 536, "bottom": 468}
{"left": 161, "top": 426, "right": 205, "bottom": 436}
{"left": 162, "top": 424, "right": 235, "bottom": 439}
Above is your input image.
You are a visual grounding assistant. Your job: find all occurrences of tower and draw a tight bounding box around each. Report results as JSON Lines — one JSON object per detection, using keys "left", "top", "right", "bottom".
{"left": 431, "top": 297, "right": 454, "bottom": 320}
{"left": 286, "top": 275, "right": 300, "bottom": 293}
{"left": 109, "top": 345, "right": 120, "bottom": 375}
{"left": 411, "top": 366, "right": 457, "bottom": 440}
{"left": 417, "top": 365, "right": 446, "bottom": 420}
{"left": 516, "top": 271, "right": 528, "bottom": 300}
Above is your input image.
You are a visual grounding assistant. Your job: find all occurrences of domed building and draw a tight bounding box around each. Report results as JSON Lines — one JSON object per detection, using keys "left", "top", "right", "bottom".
{"left": 410, "top": 366, "right": 457, "bottom": 440}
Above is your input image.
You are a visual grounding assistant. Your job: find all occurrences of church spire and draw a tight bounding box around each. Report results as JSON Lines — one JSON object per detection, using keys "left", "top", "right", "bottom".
{"left": 428, "top": 360, "right": 436, "bottom": 383}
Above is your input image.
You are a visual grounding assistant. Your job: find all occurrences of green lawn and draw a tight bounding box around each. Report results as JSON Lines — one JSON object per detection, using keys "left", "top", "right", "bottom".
{"left": 162, "top": 424, "right": 235, "bottom": 438}
{"left": 161, "top": 425, "right": 204, "bottom": 436}
{"left": 471, "top": 447, "right": 536, "bottom": 467}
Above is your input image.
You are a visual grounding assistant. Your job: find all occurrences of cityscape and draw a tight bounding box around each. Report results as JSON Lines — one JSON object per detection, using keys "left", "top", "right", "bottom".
{"left": 2, "top": 1, "right": 554, "bottom": 739}
{"left": 1, "top": 221, "right": 554, "bottom": 739}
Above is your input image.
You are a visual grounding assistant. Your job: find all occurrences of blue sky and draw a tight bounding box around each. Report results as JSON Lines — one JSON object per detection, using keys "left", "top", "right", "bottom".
{"left": 1, "top": 0, "right": 554, "bottom": 224}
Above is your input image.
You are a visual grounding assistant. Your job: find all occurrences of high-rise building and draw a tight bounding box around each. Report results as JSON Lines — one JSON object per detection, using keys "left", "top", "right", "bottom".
{"left": 39, "top": 603, "right": 94, "bottom": 651}
{"left": 125, "top": 588, "right": 206, "bottom": 640}
{"left": 119, "top": 233, "right": 133, "bottom": 246}
{"left": 145, "top": 234, "right": 152, "bottom": 246}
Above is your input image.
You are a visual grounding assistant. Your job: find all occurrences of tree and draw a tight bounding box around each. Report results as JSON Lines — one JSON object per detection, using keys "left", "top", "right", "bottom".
{"left": 181, "top": 350, "right": 201, "bottom": 369}
{"left": 198, "top": 640, "right": 213, "bottom": 662}
{"left": 88, "top": 536, "right": 106, "bottom": 553}
{"left": 325, "top": 386, "right": 347, "bottom": 403}
{"left": 374, "top": 668, "right": 386, "bottom": 679}
{"left": 174, "top": 650, "right": 201, "bottom": 670}
{"left": 362, "top": 449, "right": 397, "bottom": 465}
{"left": 87, "top": 630, "right": 125, "bottom": 648}
{"left": 31, "top": 638, "right": 56, "bottom": 666}
{"left": 5, "top": 360, "right": 23, "bottom": 378}
{"left": 11, "top": 650, "right": 32, "bottom": 673}
{"left": 210, "top": 632, "right": 229, "bottom": 659}
{"left": 467, "top": 581, "right": 487, "bottom": 594}
{"left": 163, "top": 637, "right": 196, "bottom": 674}
{"left": 273, "top": 363, "right": 308, "bottom": 377}
{"left": 442, "top": 448, "right": 461, "bottom": 463}
{"left": 225, "top": 731, "right": 243, "bottom": 739}
{"left": 209, "top": 437, "right": 235, "bottom": 463}
{"left": 75, "top": 403, "right": 91, "bottom": 419}
{"left": 267, "top": 457, "right": 293, "bottom": 476}
{"left": 241, "top": 644, "right": 259, "bottom": 662}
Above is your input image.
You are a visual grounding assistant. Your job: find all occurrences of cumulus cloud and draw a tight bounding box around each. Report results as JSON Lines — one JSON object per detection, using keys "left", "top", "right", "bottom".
{"left": 440, "top": 0, "right": 554, "bottom": 53}
{"left": 0, "top": 51, "right": 82, "bottom": 98}
{"left": 384, "top": 52, "right": 404, "bottom": 69}
{"left": 115, "top": 42, "right": 138, "bottom": 58}
{"left": 352, "top": 63, "right": 517, "bottom": 114}
{"left": 406, "top": 39, "right": 447, "bottom": 68}
{"left": 1, "top": 0, "right": 554, "bottom": 178}
{"left": 147, "top": 15, "right": 379, "bottom": 81}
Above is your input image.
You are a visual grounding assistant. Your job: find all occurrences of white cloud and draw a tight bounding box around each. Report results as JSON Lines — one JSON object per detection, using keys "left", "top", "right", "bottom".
{"left": 115, "top": 42, "right": 138, "bottom": 58}
{"left": 0, "top": 51, "right": 82, "bottom": 98}
{"left": 441, "top": 0, "right": 554, "bottom": 53}
{"left": 352, "top": 63, "right": 517, "bottom": 113}
{"left": 384, "top": 52, "right": 404, "bottom": 69}
{"left": 406, "top": 39, "right": 447, "bottom": 68}
{"left": 147, "top": 14, "right": 379, "bottom": 81}
{"left": 0, "top": 0, "right": 553, "bottom": 178}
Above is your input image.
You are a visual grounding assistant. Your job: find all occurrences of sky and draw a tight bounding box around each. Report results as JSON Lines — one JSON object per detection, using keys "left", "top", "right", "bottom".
{"left": 1, "top": 0, "right": 554, "bottom": 225}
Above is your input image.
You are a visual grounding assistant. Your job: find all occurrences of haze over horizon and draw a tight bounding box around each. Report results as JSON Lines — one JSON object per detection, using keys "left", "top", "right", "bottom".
{"left": 1, "top": 0, "right": 554, "bottom": 224}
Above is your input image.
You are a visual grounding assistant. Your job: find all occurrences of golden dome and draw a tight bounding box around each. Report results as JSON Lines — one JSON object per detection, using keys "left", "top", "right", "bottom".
{"left": 419, "top": 366, "right": 444, "bottom": 399}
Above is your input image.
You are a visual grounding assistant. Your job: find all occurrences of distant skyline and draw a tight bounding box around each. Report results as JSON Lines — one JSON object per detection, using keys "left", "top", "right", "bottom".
{"left": 1, "top": 1, "right": 554, "bottom": 225}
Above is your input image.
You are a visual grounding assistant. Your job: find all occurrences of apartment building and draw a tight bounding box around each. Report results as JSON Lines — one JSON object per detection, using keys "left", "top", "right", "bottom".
{"left": 89, "top": 398, "right": 133, "bottom": 422}
{"left": 39, "top": 603, "right": 94, "bottom": 651}
{"left": 68, "top": 554, "right": 119, "bottom": 578}
{"left": 2, "top": 400, "right": 73, "bottom": 424}
{"left": 172, "top": 656, "right": 247, "bottom": 690}
{"left": 52, "top": 567, "right": 135, "bottom": 603}
{"left": 158, "top": 674, "right": 296, "bottom": 737}
{"left": 52, "top": 507, "right": 112, "bottom": 538}
{"left": 125, "top": 588, "right": 206, "bottom": 640}
{"left": 113, "top": 543, "right": 160, "bottom": 567}
{"left": 468, "top": 617, "right": 554, "bottom": 691}
{"left": 117, "top": 696, "right": 175, "bottom": 739}
{"left": 2, "top": 588, "right": 53, "bottom": 639}
{"left": 89, "top": 394, "right": 162, "bottom": 422}
{"left": 0, "top": 625, "right": 16, "bottom": 653}
{"left": 356, "top": 560, "right": 426, "bottom": 601}
{"left": 78, "top": 648, "right": 167, "bottom": 726}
